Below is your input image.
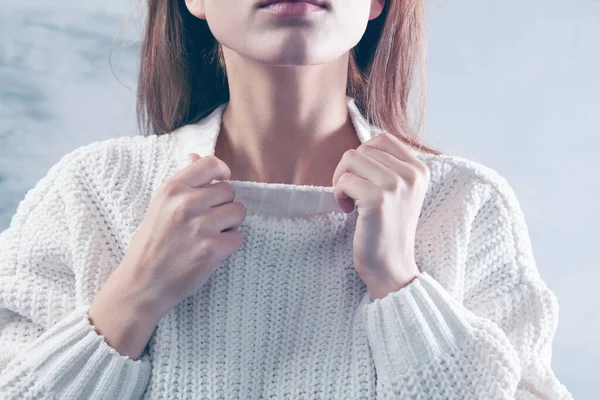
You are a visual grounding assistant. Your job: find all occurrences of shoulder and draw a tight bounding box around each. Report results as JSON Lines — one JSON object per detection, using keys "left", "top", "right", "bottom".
{"left": 21, "top": 134, "right": 175, "bottom": 226}
{"left": 6, "top": 135, "right": 167, "bottom": 227}
{"left": 51, "top": 134, "right": 172, "bottom": 191}
{"left": 55, "top": 134, "right": 168, "bottom": 175}
{"left": 416, "top": 150, "right": 523, "bottom": 216}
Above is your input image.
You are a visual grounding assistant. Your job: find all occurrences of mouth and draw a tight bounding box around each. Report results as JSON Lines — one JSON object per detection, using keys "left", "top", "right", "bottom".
{"left": 257, "top": 0, "right": 330, "bottom": 10}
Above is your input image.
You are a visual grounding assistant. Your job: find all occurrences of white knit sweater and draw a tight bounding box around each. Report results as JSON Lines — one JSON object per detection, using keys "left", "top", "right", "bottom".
{"left": 0, "top": 97, "right": 573, "bottom": 399}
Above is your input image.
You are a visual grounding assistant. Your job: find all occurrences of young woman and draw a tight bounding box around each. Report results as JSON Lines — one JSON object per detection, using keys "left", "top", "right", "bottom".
{"left": 0, "top": 0, "right": 573, "bottom": 399}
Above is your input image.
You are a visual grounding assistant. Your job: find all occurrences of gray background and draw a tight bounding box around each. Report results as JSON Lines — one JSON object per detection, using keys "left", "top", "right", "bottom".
{"left": 0, "top": 0, "right": 597, "bottom": 398}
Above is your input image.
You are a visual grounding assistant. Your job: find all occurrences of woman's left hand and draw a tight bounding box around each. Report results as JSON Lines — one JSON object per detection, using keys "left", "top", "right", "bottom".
{"left": 332, "top": 133, "right": 430, "bottom": 300}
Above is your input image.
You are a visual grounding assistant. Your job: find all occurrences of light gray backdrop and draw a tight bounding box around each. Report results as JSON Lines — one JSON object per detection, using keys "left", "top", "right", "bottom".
{"left": 0, "top": 1, "right": 597, "bottom": 398}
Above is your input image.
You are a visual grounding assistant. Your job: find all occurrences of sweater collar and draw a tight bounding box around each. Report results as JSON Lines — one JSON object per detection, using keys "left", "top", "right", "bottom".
{"left": 170, "top": 96, "right": 410, "bottom": 218}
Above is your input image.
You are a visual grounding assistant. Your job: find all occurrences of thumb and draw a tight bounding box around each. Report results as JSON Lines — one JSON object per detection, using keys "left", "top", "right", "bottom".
{"left": 188, "top": 153, "right": 201, "bottom": 164}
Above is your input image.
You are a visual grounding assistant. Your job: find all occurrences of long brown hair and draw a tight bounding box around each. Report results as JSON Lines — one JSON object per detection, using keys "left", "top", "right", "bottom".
{"left": 135, "top": 0, "right": 443, "bottom": 155}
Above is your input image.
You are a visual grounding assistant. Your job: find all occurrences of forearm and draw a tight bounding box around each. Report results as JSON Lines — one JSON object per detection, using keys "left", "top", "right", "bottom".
{"left": 88, "top": 267, "right": 164, "bottom": 361}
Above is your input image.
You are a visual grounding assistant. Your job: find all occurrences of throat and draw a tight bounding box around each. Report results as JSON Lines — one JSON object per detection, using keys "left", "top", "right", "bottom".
{"left": 213, "top": 127, "right": 362, "bottom": 188}
{"left": 227, "top": 164, "right": 335, "bottom": 188}
{"left": 217, "top": 152, "right": 335, "bottom": 187}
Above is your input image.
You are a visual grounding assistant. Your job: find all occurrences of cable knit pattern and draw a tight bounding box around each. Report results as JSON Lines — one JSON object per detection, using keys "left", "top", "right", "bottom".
{"left": 0, "top": 97, "right": 573, "bottom": 399}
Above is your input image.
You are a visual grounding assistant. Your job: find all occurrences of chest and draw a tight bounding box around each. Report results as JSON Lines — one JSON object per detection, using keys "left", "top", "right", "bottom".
{"left": 141, "top": 217, "right": 379, "bottom": 399}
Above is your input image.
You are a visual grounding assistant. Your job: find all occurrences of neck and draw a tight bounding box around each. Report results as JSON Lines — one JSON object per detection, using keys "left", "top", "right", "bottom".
{"left": 214, "top": 49, "right": 360, "bottom": 186}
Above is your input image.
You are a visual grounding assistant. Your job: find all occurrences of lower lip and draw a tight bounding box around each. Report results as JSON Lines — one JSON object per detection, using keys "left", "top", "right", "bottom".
{"left": 259, "top": 2, "right": 326, "bottom": 17}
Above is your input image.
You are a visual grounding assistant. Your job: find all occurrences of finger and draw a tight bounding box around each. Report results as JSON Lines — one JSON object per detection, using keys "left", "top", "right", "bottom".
{"left": 188, "top": 153, "right": 201, "bottom": 164}
{"left": 358, "top": 145, "right": 420, "bottom": 187}
{"left": 332, "top": 149, "right": 390, "bottom": 193}
{"left": 333, "top": 172, "right": 379, "bottom": 211}
{"left": 177, "top": 153, "right": 231, "bottom": 188}
{"left": 367, "top": 133, "right": 426, "bottom": 170}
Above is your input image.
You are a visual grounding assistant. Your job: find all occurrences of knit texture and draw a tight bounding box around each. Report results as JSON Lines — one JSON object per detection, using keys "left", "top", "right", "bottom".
{"left": 0, "top": 97, "right": 573, "bottom": 399}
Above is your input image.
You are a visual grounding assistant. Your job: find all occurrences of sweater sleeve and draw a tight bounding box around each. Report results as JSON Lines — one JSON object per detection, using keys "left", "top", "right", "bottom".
{"left": 0, "top": 150, "right": 152, "bottom": 400}
{"left": 357, "top": 180, "right": 574, "bottom": 400}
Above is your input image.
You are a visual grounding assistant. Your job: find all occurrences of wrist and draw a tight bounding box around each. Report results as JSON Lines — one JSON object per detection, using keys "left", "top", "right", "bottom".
{"left": 89, "top": 291, "right": 160, "bottom": 360}
{"left": 88, "top": 271, "right": 164, "bottom": 360}
{"left": 109, "top": 262, "right": 167, "bottom": 322}
{"left": 368, "top": 272, "right": 421, "bottom": 300}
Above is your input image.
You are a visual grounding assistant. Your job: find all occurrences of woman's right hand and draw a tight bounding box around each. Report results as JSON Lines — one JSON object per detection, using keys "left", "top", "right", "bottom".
{"left": 89, "top": 153, "right": 246, "bottom": 359}
{"left": 121, "top": 152, "right": 246, "bottom": 315}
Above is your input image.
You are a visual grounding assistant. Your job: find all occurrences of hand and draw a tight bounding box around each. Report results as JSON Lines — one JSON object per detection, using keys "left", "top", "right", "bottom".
{"left": 90, "top": 153, "right": 247, "bottom": 360}
{"left": 101, "top": 153, "right": 246, "bottom": 320}
{"left": 332, "top": 133, "right": 430, "bottom": 300}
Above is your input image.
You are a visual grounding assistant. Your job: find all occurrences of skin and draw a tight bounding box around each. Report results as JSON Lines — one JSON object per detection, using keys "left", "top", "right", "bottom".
{"left": 184, "top": 0, "right": 385, "bottom": 186}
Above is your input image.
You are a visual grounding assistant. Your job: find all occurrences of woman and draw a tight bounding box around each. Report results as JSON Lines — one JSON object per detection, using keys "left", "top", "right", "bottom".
{"left": 0, "top": 0, "right": 573, "bottom": 399}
